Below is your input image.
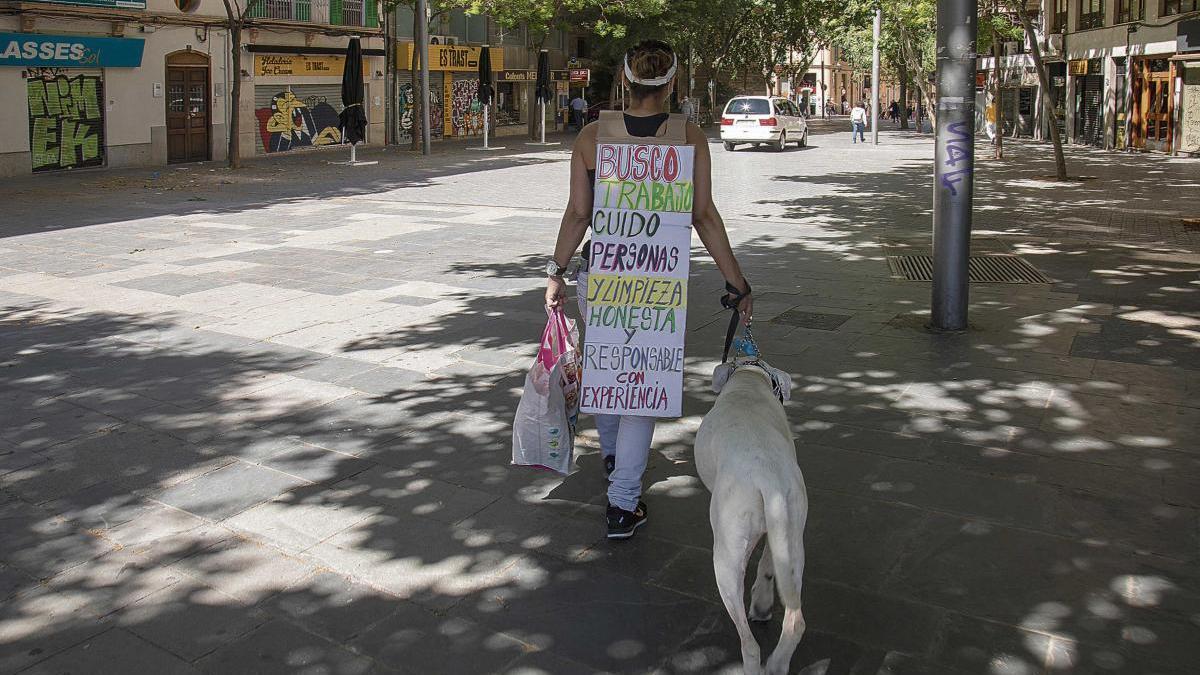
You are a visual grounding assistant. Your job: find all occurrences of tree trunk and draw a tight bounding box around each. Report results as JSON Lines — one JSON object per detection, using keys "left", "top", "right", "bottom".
{"left": 992, "top": 24, "right": 1004, "bottom": 159}
{"left": 899, "top": 61, "right": 909, "bottom": 129}
{"left": 1013, "top": 4, "right": 1067, "bottom": 180}
{"left": 227, "top": 18, "right": 242, "bottom": 169}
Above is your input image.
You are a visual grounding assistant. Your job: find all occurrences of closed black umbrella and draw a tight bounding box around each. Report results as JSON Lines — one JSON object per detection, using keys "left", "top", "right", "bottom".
{"left": 534, "top": 49, "right": 552, "bottom": 104}
{"left": 477, "top": 46, "right": 494, "bottom": 106}
{"left": 338, "top": 37, "right": 367, "bottom": 146}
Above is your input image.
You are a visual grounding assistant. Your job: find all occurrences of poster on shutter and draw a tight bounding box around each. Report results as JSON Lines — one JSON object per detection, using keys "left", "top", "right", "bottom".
{"left": 580, "top": 142, "right": 694, "bottom": 418}
{"left": 1181, "top": 66, "right": 1200, "bottom": 155}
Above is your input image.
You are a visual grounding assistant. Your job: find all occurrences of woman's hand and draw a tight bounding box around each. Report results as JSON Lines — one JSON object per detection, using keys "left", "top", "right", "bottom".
{"left": 738, "top": 291, "right": 754, "bottom": 326}
{"left": 546, "top": 275, "right": 566, "bottom": 309}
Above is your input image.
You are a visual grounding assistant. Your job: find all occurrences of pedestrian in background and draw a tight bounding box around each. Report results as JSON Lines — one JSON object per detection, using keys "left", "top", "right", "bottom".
{"left": 570, "top": 93, "right": 588, "bottom": 131}
{"left": 850, "top": 102, "right": 867, "bottom": 143}
{"left": 545, "top": 40, "right": 752, "bottom": 540}
{"left": 680, "top": 95, "right": 695, "bottom": 123}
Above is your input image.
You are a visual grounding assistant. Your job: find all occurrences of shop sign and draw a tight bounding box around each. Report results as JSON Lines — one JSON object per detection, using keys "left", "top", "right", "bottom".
{"left": 254, "top": 54, "right": 361, "bottom": 77}
{"left": 0, "top": 33, "right": 144, "bottom": 68}
{"left": 1068, "top": 59, "right": 1089, "bottom": 75}
{"left": 498, "top": 69, "right": 569, "bottom": 83}
{"left": 570, "top": 68, "right": 590, "bottom": 84}
{"left": 395, "top": 43, "right": 504, "bottom": 72}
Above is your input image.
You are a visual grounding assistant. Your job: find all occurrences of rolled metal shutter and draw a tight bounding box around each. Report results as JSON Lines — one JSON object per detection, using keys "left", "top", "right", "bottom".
{"left": 1078, "top": 75, "right": 1102, "bottom": 147}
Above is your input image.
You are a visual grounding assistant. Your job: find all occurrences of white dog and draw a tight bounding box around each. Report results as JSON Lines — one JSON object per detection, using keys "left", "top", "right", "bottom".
{"left": 695, "top": 360, "right": 807, "bottom": 675}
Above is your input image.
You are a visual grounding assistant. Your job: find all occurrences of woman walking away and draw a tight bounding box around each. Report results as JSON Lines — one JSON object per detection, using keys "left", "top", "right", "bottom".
{"left": 544, "top": 40, "right": 752, "bottom": 540}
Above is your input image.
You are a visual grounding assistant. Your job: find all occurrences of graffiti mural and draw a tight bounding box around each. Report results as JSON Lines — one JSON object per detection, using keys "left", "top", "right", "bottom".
{"left": 396, "top": 82, "right": 444, "bottom": 140}
{"left": 253, "top": 90, "right": 341, "bottom": 153}
{"left": 450, "top": 78, "right": 484, "bottom": 137}
{"left": 27, "top": 69, "right": 105, "bottom": 172}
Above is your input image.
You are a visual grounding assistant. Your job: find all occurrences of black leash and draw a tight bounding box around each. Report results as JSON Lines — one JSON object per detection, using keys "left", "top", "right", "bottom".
{"left": 720, "top": 279, "right": 751, "bottom": 363}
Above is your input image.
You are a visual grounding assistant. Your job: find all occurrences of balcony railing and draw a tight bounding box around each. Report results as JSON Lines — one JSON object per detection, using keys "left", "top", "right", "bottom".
{"left": 246, "top": 0, "right": 378, "bottom": 27}
{"left": 247, "top": 0, "right": 319, "bottom": 21}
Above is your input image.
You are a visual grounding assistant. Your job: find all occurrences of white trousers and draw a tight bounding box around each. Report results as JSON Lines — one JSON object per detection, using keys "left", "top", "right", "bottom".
{"left": 595, "top": 413, "right": 655, "bottom": 511}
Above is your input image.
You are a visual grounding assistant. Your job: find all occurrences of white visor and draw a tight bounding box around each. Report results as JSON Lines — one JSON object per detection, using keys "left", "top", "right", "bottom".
{"left": 624, "top": 52, "right": 677, "bottom": 87}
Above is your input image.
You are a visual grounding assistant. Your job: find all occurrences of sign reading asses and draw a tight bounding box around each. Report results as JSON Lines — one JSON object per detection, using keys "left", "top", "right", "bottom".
{"left": 580, "top": 142, "right": 694, "bottom": 418}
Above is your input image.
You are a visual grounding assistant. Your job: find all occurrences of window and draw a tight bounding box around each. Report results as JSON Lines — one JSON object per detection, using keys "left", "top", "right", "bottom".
{"left": 448, "top": 9, "right": 468, "bottom": 41}
{"left": 466, "top": 13, "right": 488, "bottom": 44}
{"left": 499, "top": 24, "right": 525, "bottom": 46}
{"left": 248, "top": 0, "right": 311, "bottom": 21}
{"left": 724, "top": 98, "right": 771, "bottom": 115}
{"left": 1117, "top": 0, "right": 1144, "bottom": 21}
{"left": 329, "top": 0, "right": 377, "bottom": 27}
{"left": 1050, "top": 0, "right": 1068, "bottom": 32}
{"left": 1078, "top": 0, "right": 1104, "bottom": 29}
{"left": 394, "top": 4, "right": 414, "bottom": 38}
{"left": 1163, "top": 0, "right": 1199, "bottom": 14}
{"left": 174, "top": 0, "right": 199, "bottom": 12}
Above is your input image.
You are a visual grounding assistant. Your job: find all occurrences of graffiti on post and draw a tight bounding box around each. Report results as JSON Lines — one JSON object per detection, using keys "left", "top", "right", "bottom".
{"left": 450, "top": 78, "right": 484, "bottom": 137}
{"left": 27, "top": 69, "right": 105, "bottom": 172}
{"left": 940, "top": 120, "right": 973, "bottom": 196}
{"left": 253, "top": 90, "right": 341, "bottom": 153}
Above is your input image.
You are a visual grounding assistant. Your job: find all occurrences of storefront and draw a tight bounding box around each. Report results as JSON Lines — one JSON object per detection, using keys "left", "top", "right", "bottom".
{"left": 1, "top": 32, "right": 144, "bottom": 173}
{"left": 393, "top": 43, "right": 503, "bottom": 142}
{"left": 249, "top": 51, "right": 374, "bottom": 155}
{"left": 1071, "top": 58, "right": 1104, "bottom": 147}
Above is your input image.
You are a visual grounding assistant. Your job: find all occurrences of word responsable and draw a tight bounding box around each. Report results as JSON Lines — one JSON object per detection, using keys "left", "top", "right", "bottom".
{"left": 581, "top": 140, "right": 694, "bottom": 418}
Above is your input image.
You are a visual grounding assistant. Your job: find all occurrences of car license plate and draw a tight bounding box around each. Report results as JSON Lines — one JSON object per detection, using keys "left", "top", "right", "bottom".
{"left": 736, "top": 119, "right": 755, "bottom": 125}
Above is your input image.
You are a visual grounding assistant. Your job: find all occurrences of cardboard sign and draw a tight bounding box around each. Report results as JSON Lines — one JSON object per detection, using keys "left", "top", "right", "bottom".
{"left": 580, "top": 142, "right": 694, "bottom": 418}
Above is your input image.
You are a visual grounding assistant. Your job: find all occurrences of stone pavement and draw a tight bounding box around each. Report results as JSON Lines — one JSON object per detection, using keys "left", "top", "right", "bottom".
{"left": 1, "top": 123, "right": 1198, "bottom": 674}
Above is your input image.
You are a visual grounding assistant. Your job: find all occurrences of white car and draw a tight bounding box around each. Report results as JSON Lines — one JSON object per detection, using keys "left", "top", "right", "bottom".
{"left": 719, "top": 96, "right": 809, "bottom": 151}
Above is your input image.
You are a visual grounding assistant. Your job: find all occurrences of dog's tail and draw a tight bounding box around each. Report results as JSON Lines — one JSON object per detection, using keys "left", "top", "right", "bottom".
{"left": 761, "top": 479, "right": 807, "bottom": 608}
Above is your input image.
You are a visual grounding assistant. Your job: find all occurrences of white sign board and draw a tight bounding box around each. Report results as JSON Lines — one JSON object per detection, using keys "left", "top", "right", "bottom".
{"left": 580, "top": 142, "right": 694, "bottom": 417}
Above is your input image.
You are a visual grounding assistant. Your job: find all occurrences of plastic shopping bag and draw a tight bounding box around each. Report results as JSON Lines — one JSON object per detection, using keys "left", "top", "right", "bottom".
{"left": 512, "top": 308, "right": 581, "bottom": 474}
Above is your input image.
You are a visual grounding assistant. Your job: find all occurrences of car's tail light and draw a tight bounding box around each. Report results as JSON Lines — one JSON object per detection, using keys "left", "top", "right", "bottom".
{"left": 720, "top": 117, "right": 734, "bottom": 126}
{"left": 759, "top": 117, "right": 777, "bottom": 126}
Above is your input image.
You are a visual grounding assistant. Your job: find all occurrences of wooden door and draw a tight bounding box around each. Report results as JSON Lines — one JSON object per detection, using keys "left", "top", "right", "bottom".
{"left": 1138, "top": 59, "right": 1174, "bottom": 153}
{"left": 166, "top": 65, "right": 210, "bottom": 163}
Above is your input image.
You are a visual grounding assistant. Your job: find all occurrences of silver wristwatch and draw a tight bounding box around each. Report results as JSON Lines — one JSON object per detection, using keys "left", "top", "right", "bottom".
{"left": 546, "top": 259, "right": 568, "bottom": 277}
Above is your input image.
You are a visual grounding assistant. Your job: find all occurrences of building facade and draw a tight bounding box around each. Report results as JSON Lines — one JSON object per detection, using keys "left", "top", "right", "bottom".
{"left": 0, "top": 0, "right": 384, "bottom": 178}
{"left": 985, "top": 0, "right": 1199, "bottom": 154}
{"left": 389, "top": 7, "right": 584, "bottom": 144}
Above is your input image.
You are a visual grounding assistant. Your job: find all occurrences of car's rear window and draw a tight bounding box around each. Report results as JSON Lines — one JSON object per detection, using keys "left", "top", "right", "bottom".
{"left": 725, "top": 98, "right": 771, "bottom": 115}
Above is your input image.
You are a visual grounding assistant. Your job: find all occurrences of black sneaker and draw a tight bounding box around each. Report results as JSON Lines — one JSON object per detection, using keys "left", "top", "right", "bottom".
{"left": 603, "top": 455, "right": 615, "bottom": 478}
{"left": 606, "top": 501, "right": 647, "bottom": 540}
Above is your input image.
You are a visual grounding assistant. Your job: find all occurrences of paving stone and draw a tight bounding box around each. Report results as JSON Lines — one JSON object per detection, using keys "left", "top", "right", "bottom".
{"left": 337, "top": 366, "right": 427, "bottom": 395}
{"left": 153, "top": 460, "right": 309, "bottom": 521}
{"left": 352, "top": 600, "right": 527, "bottom": 674}
{"left": 170, "top": 537, "right": 318, "bottom": 604}
{"left": 263, "top": 570, "right": 401, "bottom": 643}
{"left": 330, "top": 464, "right": 498, "bottom": 524}
{"left": 222, "top": 488, "right": 378, "bottom": 552}
{"left": 118, "top": 581, "right": 270, "bottom": 663}
{"left": 195, "top": 619, "right": 374, "bottom": 674}
{"left": 113, "top": 273, "right": 232, "bottom": 297}
{"left": 17, "top": 627, "right": 199, "bottom": 675}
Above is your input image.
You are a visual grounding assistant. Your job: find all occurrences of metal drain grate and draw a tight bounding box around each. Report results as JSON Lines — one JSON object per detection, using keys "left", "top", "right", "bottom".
{"left": 770, "top": 310, "right": 852, "bottom": 330}
{"left": 886, "top": 254, "right": 1051, "bottom": 284}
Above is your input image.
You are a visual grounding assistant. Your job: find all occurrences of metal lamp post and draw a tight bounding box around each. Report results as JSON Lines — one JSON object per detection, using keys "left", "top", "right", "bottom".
{"left": 930, "top": 0, "right": 978, "bottom": 331}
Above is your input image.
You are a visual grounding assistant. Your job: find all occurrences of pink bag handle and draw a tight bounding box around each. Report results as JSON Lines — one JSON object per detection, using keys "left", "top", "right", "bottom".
{"left": 537, "top": 308, "right": 572, "bottom": 369}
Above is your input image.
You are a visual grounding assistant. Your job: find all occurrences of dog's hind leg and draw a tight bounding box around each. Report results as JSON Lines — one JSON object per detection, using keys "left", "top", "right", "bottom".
{"left": 749, "top": 541, "right": 774, "bottom": 622}
{"left": 764, "top": 498, "right": 807, "bottom": 675}
{"left": 711, "top": 499, "right": 764, "bottom": 675}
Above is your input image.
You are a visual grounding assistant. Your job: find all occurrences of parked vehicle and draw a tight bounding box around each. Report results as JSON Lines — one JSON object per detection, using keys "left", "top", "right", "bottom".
{"left": 719, "top": 96, "right": 809, "bottom": 151}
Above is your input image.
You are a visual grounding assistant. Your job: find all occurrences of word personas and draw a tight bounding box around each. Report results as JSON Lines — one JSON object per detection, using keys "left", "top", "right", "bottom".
{"left": 581, "top": 141, "right": 694, "bottom": 417}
